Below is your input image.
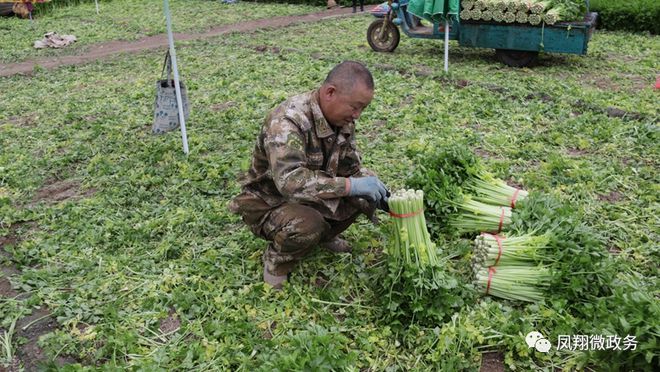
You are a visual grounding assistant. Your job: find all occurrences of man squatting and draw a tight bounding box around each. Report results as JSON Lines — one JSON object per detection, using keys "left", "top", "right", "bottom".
{"left": 229, "top": 61, "right": 389, "bottom": 289}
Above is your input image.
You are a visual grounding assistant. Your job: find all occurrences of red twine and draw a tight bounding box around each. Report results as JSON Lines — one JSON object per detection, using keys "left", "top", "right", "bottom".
{"left": 483, "top": 233, "right": 505, "bottom": 266}
{"left": 497, "top": 208, "right": 505, "bottom": 233}
{"left": 389, "top": 209, "right": 424, "bottom": 218}
{"left": 486, "top": 266, "right": 496, "bottom": 295}
{"left": 510, "top": 189, "right": 521, "bottom": 209}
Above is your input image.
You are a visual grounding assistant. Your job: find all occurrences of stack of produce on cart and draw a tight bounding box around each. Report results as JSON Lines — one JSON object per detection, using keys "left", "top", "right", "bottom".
{"left": 460, "top": 0, "right": 588, "bottom": 25}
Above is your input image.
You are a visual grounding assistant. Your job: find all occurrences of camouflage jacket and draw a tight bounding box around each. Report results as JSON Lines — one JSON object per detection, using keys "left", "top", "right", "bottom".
{"left": 229, "top": 89, "right": 371, "bottom": 220}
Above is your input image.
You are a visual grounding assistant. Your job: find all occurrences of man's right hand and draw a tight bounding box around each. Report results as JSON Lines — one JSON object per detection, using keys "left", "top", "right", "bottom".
{"left": 348, "top": 176, "right": 389, "bottom": 205}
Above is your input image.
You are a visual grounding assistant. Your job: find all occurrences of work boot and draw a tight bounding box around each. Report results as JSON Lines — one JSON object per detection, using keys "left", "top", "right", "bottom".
{"left": 263, "top": 267, "right": 288, "bottom": 290}
{"left": 327, "top": 0, "right": 338, "bottom": 9}
{"left": 321, "top": 236, "right": 352, "bottom": 253}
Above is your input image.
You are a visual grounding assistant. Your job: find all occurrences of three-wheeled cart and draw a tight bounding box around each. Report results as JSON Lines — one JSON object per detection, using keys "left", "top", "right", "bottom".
{"left": 367, "top": 0, "right": 598, "bottom": 67}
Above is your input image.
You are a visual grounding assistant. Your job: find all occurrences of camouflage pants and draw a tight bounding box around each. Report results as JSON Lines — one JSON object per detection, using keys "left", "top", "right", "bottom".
{"left": 250, "top": 203, "right": 361, "bottom": 276}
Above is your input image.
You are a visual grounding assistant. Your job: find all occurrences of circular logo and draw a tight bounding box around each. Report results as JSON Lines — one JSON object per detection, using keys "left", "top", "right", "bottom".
{"left": 525, "top": 331, "right": 551, "bottom": 353}
{"left": 525, "top": 331, "right": 544, "bottom": 348}
{"left": 535, "top": 338, "right": 552, "bottom": 353}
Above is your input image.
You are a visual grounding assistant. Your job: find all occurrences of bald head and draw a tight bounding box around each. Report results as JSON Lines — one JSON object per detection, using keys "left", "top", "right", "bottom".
{"left": 322, "top": 61, "right": 374, "bottom": 94}
{"left": 318, "top": 61, "right": 374, "bottom": 128}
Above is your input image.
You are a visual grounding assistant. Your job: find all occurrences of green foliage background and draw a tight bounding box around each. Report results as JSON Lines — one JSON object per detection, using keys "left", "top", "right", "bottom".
{"left": 590, "top": 0, "right": 660, "bottom": 34}
{"left": 32, "top": 0, "right": 382, "bottom": 13}
{"left": 30, "top": 0, "right": 660, "bottom": 34}
{"left": 1, "top": 2, "right": 659, "bottom": 370}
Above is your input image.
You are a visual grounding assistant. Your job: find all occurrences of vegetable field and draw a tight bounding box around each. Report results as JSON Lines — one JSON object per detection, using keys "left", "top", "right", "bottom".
{"left": 1, "top": 1, "right": 658, "bottom": 370}
{"left": 0, "top": 1, "right": 317, "bottom": 63}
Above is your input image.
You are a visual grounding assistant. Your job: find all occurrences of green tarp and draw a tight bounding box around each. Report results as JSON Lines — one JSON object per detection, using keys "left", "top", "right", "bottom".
{"left": 408, "top": 0, "right": 460, "bottom": 23}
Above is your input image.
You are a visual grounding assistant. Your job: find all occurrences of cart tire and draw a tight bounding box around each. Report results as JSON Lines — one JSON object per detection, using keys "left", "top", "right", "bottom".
{"left": 495, "top": 49, "right": 539, "bottom": 67}
{"left": 367, "top": 20, "right": 400, "bottom": 53}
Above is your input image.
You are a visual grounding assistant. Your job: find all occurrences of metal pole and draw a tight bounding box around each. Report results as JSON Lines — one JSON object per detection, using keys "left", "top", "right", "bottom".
{"left": 444, "top": 19, "right": 449, "bottom": 72}
{"left": 95, "top": 0, "right": 99, "bottom": 15}
{"left": 163, "top": 0, "right": 189, "bottom": 155}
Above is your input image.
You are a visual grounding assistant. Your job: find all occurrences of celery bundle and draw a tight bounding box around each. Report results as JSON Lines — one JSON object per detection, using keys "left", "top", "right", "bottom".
{"left": 471, "top": 231, "right": 554, "bottom": 303}
{"left": 473, "top": 230, "right": 555, "bottom": 304}
{"left": 503, "top": 0, "right": 518, "bottom": 13}
{"left": 528, "top": 13, "right": 542, "bottom": 25}
{"left": 530, "top": 0, "right": 552, "bottom": 14}
{"left": 474, "top": 266, "right": 551, "bottom": 302}
{"left": 450, "top": 198, "right": 512, "bottom": 234}
{"left": 468, "top": 174, "right": 528, "bottom": 208}
{"left": 533, "top": 0, "right": 587, "bottom": 22}
{"left": 472, "top": 232, "right": 552, "bottom": 267}
{"left": 514, "top": 0, "right": 530, "bottom": 12}
{"left": 493, "top": 0, "right": 508, "bottom": 12}
{"left": 469, "top": 192, "right": 615, "bottom": 304}
{"left": 382, "top": 190, "right": 477, "bottom": 325}
{"left": 388, "top": 189, "right": 439, "bottom": 268}
{"left": 406, "top": 144, "right": 526, "bottom": 236}
{"left": 543, "top": 6, "right": 566, "bottom": 24}
{"left": 475, "top": 0, "right": 489, "bottom": 11}
{"left": 515, "top": 10, "right": 529, "bottom": 23}
{"left": 481, "top": 9, "right": 494, "bottom": 21}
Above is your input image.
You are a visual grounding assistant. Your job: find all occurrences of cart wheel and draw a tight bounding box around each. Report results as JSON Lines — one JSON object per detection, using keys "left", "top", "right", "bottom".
{"left": 367, "top": 20, "right": 400, "bottom": 53}
{"left": 495, "top": 49, "right": 539, "bottom": 67}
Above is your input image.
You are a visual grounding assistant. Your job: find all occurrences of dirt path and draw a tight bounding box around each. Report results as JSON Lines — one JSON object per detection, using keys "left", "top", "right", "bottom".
{"left": 0, "top": 7, "right": 360, "bottom": 77}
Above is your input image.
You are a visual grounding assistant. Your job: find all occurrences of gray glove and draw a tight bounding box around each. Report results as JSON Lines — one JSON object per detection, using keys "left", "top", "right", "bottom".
{"left": 348, "top": 176, "right": 389, "bottom": 205}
